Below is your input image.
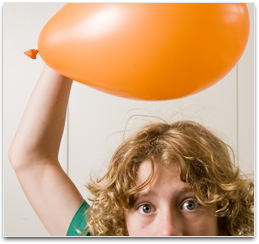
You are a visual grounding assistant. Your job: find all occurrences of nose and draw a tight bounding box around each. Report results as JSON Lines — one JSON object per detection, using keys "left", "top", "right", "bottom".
{"left": 157, "top": 211, "right": 183, "bottom": 236}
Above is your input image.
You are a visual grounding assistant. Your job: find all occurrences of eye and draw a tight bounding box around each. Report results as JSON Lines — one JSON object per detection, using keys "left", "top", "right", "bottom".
{"left": 138, "top": 204, "right": 154, "bottom": 214}
{"left": 181, "top": 200, "right": 199, "bottom": 211}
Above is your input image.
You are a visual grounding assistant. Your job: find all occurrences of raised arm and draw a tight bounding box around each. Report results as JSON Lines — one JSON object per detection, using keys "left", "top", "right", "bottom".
{"left": 8, "top": 65, "right": 84, "bottom": 236}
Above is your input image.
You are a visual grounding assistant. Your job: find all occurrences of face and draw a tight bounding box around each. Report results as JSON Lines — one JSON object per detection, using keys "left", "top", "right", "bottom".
{"left": 125, "top": 160, "right": 219, "bottom": 236}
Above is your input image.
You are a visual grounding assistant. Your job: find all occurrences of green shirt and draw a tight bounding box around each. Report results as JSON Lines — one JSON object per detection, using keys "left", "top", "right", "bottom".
{"left": 66, "top": 200, "right": 92, "bottom": 236}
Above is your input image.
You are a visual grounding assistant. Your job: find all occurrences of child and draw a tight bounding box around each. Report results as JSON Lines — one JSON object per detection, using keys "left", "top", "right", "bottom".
{"left": 9, "top": 66, "right": 254, "bottom": 236}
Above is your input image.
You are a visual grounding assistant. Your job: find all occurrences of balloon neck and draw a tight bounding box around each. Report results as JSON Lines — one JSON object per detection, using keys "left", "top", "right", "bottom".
{"left": 24, "top": 49, "right": 39, "bottom": 59}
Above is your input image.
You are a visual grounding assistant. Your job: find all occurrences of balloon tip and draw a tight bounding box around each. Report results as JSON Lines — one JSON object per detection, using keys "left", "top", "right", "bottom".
{"left": 24, "top": 49, "right": 38, "bottom": 59}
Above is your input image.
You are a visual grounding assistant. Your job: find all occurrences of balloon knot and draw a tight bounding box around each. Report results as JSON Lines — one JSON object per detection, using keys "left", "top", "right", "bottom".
{"left": 24, "top": 49, "right": 38, "bottom": 59}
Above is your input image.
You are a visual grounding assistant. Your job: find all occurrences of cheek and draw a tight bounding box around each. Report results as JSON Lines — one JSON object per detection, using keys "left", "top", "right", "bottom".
{"left": 125, "top": 212, "right": 142, "bottom": 236}
{"left": 125, "top": 211, "right": 153, "bottom": 236}
{"left": 124, "top": 213, "right": 135, "bottom": 235}
{"left": 186, "top": 213, "right": 218, "bottom": 236}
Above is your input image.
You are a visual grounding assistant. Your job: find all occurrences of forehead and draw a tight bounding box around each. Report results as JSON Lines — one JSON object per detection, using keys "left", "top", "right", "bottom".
{"left": 138, "top": 158, "right": 178, "bottom": 172}
{"left": 136, "top": 160, "right": 181, "bottom": 185}
{"left": 135, "top": 160, "right": 192, "bottom": 197}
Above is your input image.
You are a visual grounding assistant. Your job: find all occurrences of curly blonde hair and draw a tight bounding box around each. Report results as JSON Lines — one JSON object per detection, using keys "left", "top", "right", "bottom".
{"left": 83, "top": 120, "right": 254, "bottom": 236}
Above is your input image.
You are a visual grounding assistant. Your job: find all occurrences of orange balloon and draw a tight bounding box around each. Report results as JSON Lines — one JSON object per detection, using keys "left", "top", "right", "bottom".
{"left": 38, "top": 3, "right": 249, "bottom": 100}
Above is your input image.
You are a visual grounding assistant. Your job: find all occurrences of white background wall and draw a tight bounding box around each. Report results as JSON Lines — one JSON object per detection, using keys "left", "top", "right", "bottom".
{"left": 3, "top": 3, "right": 254, "bottom": 237}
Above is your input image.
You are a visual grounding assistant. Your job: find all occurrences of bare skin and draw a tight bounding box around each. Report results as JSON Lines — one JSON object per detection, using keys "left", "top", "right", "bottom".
{"left": 9, "top": 66, "right": 218, "bottom": 236}
{"left": 125, "top": 161, "right": 219, "bottom": 236}
{"left": 8, "top": 66, "right": 84, "bottom": 236}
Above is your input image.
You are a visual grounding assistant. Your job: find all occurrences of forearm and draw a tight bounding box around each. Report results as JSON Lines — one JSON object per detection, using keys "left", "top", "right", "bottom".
{"left": 9, "top": 65, "right": 73, "bottom": 168}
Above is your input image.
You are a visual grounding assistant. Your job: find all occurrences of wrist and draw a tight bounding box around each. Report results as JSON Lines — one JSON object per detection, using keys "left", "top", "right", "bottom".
{"left": 43, "top": 65, "right": 73, "bottom": 83}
